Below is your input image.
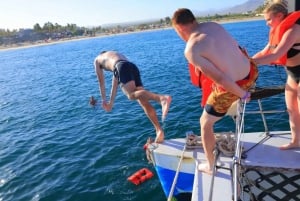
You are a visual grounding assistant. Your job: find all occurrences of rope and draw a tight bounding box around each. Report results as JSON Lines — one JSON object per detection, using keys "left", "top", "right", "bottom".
{"left": 144, "top": 137, "right": 155, "bottom": 164}
{"left": 216, "top": 132, "right": 236, "bottom": 157}
{"left": 167, "top": 144, "right": 187, "bottom": 201}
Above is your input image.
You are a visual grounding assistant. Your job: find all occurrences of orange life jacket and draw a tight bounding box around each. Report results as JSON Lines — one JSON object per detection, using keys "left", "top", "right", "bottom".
{"left": 188, "top": 63, "right": 213, "bottom": 107}
{"left": 267, "top": 11, "right": 300, "bottom": 65}
{"left": 127, "top": 168, "right": 153, "bottom": 185}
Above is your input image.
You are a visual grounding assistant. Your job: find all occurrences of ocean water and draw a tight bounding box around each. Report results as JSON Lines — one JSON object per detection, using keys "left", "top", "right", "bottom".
{"left": 0, "top": 20, "right": 290, "bottom": 201}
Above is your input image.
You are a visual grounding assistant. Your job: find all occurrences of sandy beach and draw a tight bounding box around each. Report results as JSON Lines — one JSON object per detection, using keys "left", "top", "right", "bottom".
{"left": 0, "top": 16, "right": 264, "bottom": 52}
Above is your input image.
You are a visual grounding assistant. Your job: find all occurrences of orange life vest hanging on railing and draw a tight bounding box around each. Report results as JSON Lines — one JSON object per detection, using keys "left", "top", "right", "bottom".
{"left": 188, "top": 63, "right": 213, "bottom": 107}
{"left": 266, "top": 11, "right": 300, "bottom": 65}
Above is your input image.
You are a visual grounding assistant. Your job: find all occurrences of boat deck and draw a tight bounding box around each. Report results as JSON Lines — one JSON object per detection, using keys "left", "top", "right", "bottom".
{"left": 154, "top": 131, "right": 300, "bottom": 170}
{"left": 153, "top": 131, "right": 300, "bottom": 200}
{"left": 241, "top": 131, "right": 300, "bottom": 169}
{"left": 192, "top": 160, "right": 232, "bottom": 201}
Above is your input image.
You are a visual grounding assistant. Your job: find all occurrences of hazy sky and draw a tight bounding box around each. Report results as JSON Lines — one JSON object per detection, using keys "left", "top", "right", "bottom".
{"left": 1, "top": 0, "right": 248, "bottom": 30}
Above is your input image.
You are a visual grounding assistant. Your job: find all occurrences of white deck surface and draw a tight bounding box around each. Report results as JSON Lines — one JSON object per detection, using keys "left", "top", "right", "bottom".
{"left": 192, "top": 131, "right": 300, "bottom": 201}
{"left": 192, "top": 160, "right": 233, "bottom": 201}
{"left": 241, "top": 131, "right": 300, "bottom": 169}
{"left": 153, "top": 131, "right": 300, "bottom": 201}
{"left": 154, "top": 131, "right": 300, "bottom": 170}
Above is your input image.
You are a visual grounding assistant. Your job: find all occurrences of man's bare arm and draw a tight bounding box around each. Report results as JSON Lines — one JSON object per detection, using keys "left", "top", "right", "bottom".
{"left": 94, "top": 58, "right": 107, "bottom": 102}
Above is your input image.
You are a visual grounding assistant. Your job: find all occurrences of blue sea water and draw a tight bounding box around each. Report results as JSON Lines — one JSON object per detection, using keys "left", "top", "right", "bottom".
{"left": 0, "top": 20, "right": 290, "bottom": 201}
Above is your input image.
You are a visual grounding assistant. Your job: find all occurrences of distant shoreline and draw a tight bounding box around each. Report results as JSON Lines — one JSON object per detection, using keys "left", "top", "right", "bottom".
{"left": 0, "top": 16, "right": 264, "bottom": 52}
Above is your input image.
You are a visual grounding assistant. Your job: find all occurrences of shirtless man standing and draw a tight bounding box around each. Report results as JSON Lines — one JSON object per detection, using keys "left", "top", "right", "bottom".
{"left": 94, "top": 51, "right": 172, "bottom": 143}
{"left": 172, "top": 8, "right": 258, "bottom": 174}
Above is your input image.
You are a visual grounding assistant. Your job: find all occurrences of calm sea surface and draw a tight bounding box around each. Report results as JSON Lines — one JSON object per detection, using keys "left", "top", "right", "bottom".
{"left": 0, "top": 20, "right": 290, "bottom": 201}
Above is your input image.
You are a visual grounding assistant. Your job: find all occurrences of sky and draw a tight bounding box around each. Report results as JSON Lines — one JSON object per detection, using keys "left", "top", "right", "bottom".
{"left": 0, "top": 0, "right": 248, "bottom": 30}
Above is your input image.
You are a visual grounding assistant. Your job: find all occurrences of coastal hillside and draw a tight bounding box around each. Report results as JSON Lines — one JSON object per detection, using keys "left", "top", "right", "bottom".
{"left": 194, "top": 0, "right": 264, "bottom": 16}
{"left": 223, "top": 0, "right": 265, "bottom": 13}
{"left": 0, "top": 0, "right": 265, "bottom": 49}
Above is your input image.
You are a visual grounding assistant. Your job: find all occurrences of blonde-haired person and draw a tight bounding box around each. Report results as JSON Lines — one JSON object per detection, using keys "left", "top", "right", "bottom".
{"left": 252, "top": 2, "right": 300, "bottom": 150}
{"left": 272, "top": 0, "right": 288, "bottom": 8}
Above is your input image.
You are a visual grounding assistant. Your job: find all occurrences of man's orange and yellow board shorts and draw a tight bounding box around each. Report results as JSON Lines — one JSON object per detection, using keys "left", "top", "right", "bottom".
{"left": 205, "top": 61, "right": 258, "bottom": 117}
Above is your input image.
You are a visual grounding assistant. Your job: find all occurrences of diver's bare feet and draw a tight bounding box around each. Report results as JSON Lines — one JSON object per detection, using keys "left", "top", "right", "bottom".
{"left": 279, "top": 142, "right": 300, "bottom": 150}
{"left": 198, "top": 163, "right": 213, "bottom": 175}
{"left": 161, "top": 95, "right": 172, "bottom": 122}
{"left": 155, "top": 130, "right": 164, "bottom": 143}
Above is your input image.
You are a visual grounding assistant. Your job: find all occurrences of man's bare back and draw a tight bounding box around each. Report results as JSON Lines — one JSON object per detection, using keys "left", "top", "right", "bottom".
{"left": 96, "top": 51, "right": 128, "bottom": 71}
{"left": 187, "top": 22, "right": 250, "bottom": 82}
